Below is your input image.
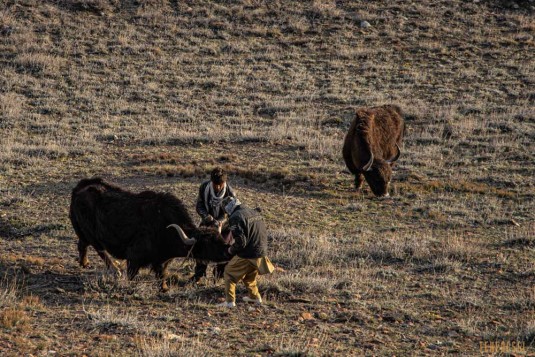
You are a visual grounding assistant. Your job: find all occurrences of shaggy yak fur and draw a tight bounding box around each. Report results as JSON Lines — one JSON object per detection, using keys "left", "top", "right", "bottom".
{"left": 70, "top": 177, "right": 230, "bottom": 291}
{"left": 343, "top": 105, "right": 405, "bottom": 197}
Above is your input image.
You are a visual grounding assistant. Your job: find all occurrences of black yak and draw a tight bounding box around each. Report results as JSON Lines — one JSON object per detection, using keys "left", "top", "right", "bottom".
{"left": 69, "top": 177, "right": 230, "bottom": 291}
{"left": 342, "top": 105, "right": 405, "bottom": 197}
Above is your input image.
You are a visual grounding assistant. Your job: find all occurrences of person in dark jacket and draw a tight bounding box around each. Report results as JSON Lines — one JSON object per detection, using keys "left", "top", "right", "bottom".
{"left": 217, "top": 197, "right": 273, "bottom": 308}
{"left": 193, "top": 167, "right": 236, "bottom": 282}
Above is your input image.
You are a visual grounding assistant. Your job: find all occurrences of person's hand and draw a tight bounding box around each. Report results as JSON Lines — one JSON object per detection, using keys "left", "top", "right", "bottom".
{"left": 215, "top": 220, "right": 223, "bottom": 233}
{"left": 203, "top": 215, "right": 214, "bottom": 224}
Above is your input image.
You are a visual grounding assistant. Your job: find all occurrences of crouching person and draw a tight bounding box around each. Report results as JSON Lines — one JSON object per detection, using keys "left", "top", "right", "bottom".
{"left": 218, "top": 197, "right": 274, "bottom": 308}
{"left": 193, "top": 167, "right": 236, "bottom": 282}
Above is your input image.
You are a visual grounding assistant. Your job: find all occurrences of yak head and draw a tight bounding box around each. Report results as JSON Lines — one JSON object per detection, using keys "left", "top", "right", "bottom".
{"left": 167, "top": 224, "right": 230, "bottom": 263}
{"left": 361, "top": 144, "right": 400, "bottom": 197}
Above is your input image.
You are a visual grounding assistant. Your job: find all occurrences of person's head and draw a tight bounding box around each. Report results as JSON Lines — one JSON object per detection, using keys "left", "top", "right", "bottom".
{"left": 222, "top": 197, "right": 241, "bottom": 215}
{"left": 210, "top": 167, "right": 227, "bottom": 192}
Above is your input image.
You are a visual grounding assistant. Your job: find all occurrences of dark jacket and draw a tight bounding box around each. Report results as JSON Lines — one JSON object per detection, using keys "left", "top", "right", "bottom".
{"left": 228, "top": 205, "right": 268, "bottom": 259}
{"left": 195, "top": 181, "right": 236, "bottom": 221}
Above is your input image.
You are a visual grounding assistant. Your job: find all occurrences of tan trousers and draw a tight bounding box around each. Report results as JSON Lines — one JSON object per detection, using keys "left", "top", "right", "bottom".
{"left": 224, "top": 256, "right": 262, "bottom": 303}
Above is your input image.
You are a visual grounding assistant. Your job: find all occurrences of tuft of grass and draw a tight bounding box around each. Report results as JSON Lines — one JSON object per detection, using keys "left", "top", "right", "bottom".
{"left": 13, "top": 53, "right": 63, "bottom": 75}
{"left": 269, "top": 330, "right": 328, "bottom": 356}
{"left": 21, "top": 295, "right": 41, "bottom": 308}
{"left": 351, "top": 229, "right": 478, "bottom": 267}
{"left": 0, "top": 276, "right": 18, "bottom": 308}
{"left": 270, "top": 228, "right": 336, "bottom": 269}
{"left": 0, "top": 92, "right": 24, "bottom": 122}
{"left": 275, "top": 273, "right": 335, "bottom": 294}
{"left": 414, "top": 179, "right": 517, "bottom": 198}
{"left": 83, "top": 303, "right": 144, "bottom": 331}
{"left": 0, "top": 307, "right": 29, "bottom": 330}
{"left": 137, "top": 335, "right": 211, "bottom": 357}
{"left": 501, "top": 224, "right": 535, "bottom": 248}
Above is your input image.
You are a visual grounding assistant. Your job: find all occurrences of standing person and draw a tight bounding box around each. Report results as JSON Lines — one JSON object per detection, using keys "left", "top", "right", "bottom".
{"left": 193, "top": 167, "right": 236, "bottom": 282}
{"left": 218, "top": 197, "right": 274, "bottom": 308}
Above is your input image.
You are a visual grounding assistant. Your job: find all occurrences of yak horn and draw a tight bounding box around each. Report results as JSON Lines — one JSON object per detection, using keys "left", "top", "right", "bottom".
{"left": 362, "top": 152, "right": 374, "bottom": 172}
{"left": 167, "top": 224, "right": 196, "bottom": 245}
{"left": 385, "top": 144, "right": 401, "bottom": 163}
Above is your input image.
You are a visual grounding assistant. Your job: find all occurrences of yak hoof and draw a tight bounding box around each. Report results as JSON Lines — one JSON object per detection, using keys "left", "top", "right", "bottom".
{"left": 78, "top": 257, "right": 90, "bottom": 268}
{"left": 105, "top": 268, "right": 122, "bottom": 278}
{"left": 189, "top": 274, "right": 203, "bottom": 283}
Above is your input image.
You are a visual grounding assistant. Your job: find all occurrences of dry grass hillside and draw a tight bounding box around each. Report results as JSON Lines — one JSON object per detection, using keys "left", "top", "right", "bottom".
{"left": 0, "top": 0, "right": 534, "bottom": 355}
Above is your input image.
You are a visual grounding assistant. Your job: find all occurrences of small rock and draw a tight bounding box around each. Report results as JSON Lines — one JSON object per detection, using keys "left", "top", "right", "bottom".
{"left": 209, "top": 327, "right": 221, "bottom": 335}
{"left": 448, "top": 331, "right": 459, "bottom": 338}
{"left": 318, "top": 312, "right": 329, "bottom": 320}
{"left": 360, "top": 21, "right": 371, "bottom": 29}
{"left": 0, "top": 25, "right": 13, "bottom": 36}
{"left": 301, "top": 312, "right": 314, "bottom": 320}
{"left": 97, "top": 334, "right": 116, "bottom": 342}
{"left": 515, "top": 34, "right": 533, "bottom": 42}
{"left": 165, "top": 333, "right": 182, "bottom": 341}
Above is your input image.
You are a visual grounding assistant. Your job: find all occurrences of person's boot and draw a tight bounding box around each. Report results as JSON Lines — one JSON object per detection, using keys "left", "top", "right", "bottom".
{"left": 242, "top": 296, "right": 262, "bottom": 304}
{"left": 216, "top": 301, "right": 236, "bottom": 308}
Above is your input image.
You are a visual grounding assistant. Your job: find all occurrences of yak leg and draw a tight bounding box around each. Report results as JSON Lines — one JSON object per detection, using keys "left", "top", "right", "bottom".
{"left": 213, "top": 263, "right": 227, "bottom": 281}
{"left": 78, "top": 239, "right": 90, "bottom": 268}
{"left": 126, "top": 261, "right": 140, "bottom": 281}
{"left": 96, "top": 250, "right": 122, "bottom": 277}
{"left": 354, "top": 173, "right": 365, "bottom": 190}
{"left": 153, "top": 260, "right": 172, "bottom": 292}
{"left": 191, "top": 260, "right": 208, "bottom": 282}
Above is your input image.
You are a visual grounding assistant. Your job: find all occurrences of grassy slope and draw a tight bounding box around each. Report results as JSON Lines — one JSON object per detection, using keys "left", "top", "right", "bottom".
{"left": 0, "top": 0, "right": 534, "bottom": 355}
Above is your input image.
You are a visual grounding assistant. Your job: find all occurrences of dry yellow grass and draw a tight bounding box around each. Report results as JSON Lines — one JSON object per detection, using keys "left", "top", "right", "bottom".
{"left": 0, "top": 0, "right": 533, "bottom": 355}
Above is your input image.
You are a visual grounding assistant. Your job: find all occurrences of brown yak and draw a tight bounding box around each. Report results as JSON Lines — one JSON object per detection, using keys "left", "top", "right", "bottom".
{"left": 342, "top": 105, "right": 404, "bottom": 197}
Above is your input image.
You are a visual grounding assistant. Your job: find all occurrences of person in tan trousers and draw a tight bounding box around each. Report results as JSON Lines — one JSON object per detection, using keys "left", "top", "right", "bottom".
{"left": 217, "top": 197, "right": 273, "bottom": 308}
